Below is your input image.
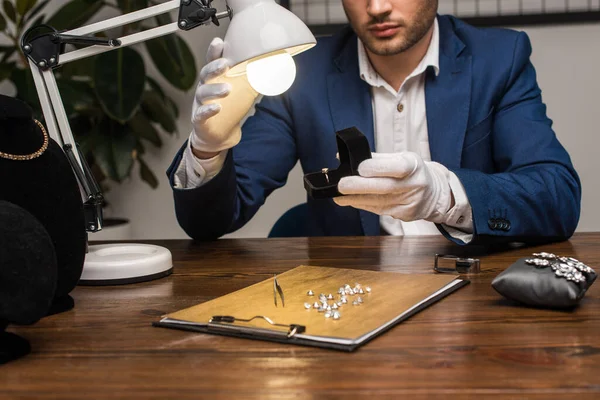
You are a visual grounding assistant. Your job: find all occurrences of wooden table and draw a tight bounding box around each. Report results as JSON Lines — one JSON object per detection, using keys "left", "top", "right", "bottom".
{"left": 3, "top": 233, "right": 600, "bottom": 399}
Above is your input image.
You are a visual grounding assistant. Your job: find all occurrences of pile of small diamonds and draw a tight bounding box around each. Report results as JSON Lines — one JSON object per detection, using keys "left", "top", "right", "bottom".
{"left": 303, "top": 283, "right": 371, "bottom": 320}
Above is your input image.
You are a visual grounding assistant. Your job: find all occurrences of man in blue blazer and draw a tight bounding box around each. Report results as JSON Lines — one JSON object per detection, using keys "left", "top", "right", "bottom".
{"left": 167, "top": 0, "right": 580, "bottom": 245}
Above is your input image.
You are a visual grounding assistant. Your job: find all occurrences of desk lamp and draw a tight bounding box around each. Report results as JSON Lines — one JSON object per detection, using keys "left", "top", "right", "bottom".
{"left": 20, "top": 0, "right": 316, "bottom": 285}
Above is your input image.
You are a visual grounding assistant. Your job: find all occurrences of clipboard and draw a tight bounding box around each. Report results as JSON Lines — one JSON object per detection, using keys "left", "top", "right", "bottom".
{"left": 154, "top": 266, "right": 469, "bottom": 351}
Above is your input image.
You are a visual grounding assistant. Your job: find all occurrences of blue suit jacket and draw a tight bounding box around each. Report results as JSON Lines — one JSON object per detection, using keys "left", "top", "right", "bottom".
{"left": 168, "top": 15, "right": 581, "bottom": 245}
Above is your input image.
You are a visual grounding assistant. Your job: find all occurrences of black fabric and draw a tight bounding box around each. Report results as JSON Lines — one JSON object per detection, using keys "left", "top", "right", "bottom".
{"left": 0, "top": 331, "right": 31, "bottom": 365}
{"left": 492, "top": 257, "right": 597, "bottom": 308}
{"left": 0, "top": 200, "right": 57, "bottom": 324}
{"left": 304, "top": 127, "right": 372, "bottom": 199}
{"left": 47, "top": 295, "right": 75, "bottom": 316}
{"left": 0, "top": 95, "right": 86, "bottom": 311}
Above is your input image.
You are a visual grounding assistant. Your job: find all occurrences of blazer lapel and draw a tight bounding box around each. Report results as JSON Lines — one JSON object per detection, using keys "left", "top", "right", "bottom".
{"left": 327, "top": 34, "right": 379, "bottom": 236}
{"left": 425, "top": 17, "right": 472, "bottom": 169}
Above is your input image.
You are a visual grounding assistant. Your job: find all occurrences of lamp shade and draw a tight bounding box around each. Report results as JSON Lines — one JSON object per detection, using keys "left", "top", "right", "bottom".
{"left": 223, "top": 0, "right": 316, "bottom": 77}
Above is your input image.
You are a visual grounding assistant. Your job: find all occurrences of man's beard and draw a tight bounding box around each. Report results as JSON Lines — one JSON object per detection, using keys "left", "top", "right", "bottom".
{"left": 350, "top": 1, "right": 437, "bottom": 56}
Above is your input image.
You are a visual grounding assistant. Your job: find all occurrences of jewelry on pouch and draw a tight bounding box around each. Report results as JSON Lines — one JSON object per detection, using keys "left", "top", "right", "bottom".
{"left": 525, "top": 252, "right": 595, "bottom": 283}
{"left": 0, "top": 120, "right": 49, "bottom": 161}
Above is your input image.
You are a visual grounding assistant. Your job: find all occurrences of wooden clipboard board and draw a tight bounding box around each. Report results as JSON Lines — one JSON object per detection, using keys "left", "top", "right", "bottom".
{"left": 154, "top": 266, "right": 469, "bottom": 351}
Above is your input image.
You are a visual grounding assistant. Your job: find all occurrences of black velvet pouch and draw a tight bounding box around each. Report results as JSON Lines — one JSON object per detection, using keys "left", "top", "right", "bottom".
{"left": 492, "top": 255, "right": 597, "bottom": 309}
{"left": 0, "top": 200, "right": 57, "bottom": 324}
{"left": 0, "top": 200, "right": 57, "bottom": 365}
{"left": 0, "top": 95, "right": 86, "bottom": 314}
{"left": 303, "top": 127, "right": 372, "bottom": 199}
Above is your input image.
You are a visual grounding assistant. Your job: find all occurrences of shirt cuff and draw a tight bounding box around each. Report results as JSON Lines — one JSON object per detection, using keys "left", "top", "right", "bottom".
{"left": 441, "top": 171, "right": 474, "bottom": 243}
{"left": 173, "top": 133, "right": 228, "bottom": 189}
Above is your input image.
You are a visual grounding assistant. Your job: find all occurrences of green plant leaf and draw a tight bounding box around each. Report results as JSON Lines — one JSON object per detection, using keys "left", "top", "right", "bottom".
{"left": 134, "top": 136, "right": 147, "bottom": 155}
{"left": 128, "top": 110, "right": 162, "bottom": 147}
{"left": 68, "top": 114, "right": 94, "bottom": 147}
{"left": 145, "top": 35, "right": 196, "bottom": 91}
{"left": 59, "top": 56, "right": 94, "bottom": 79}
{"left": 141, "top": 90, "right": 176, "bottom": 133}
{"left": 146, "top": 76, "right": 165, "bottom": 98}
{"left": 3, "top": 0, "right": 16, "bottom": 22}
{"left": 0, "top": 11, "right": 6, "bottom": 30}
{"left": 0, "top": 62, "right": 12, "bottom": 82}
{"left": 92, "top": 122, "right": 136, "bottom": 182}
{"left": 56, "top": 78, "right": 96, "bottom": 117}
{"left": 94, "top": 47, "right": 146, "bottom": 123}
{"left": 0, "top": 47, "right": 15, "bottom": 62}
{"left": 28, "top": 12, "right": 44, "bottom": 28}
{"left": 10, "top": 67, "right": 40, "bottom": 112}
{"left": 146, "top": 75, "right": 179, "bottom": 118}
{"left": 17, "top": 0, "right": 37, "bottom": 16}
{"left": 154, "top": 10, "right": 171, "bottom": 25}
{"left": 137, "top": 155, "right": 158, "bottom": 188}
{"left": 76, "top": 118, "right": 103, "bottom": 155}
{"left": 0, "top": 44, "right": 15, "bottom": 61}
{"left": 117, "top": 0, "right": 147, "bottom": 13}
{"left": 46, "top": 0, "right": 103, "bottom": 30}
{"left": 25, "top": 0, "right": 48, "bottom": 21}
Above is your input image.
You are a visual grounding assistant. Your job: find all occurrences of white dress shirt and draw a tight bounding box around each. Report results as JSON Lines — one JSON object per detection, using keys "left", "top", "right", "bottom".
{"left": 357, "top": 18, "right": 473, "bottom": 240}
{"left": 174, "top": 18, "right": 473, "bottom": 242}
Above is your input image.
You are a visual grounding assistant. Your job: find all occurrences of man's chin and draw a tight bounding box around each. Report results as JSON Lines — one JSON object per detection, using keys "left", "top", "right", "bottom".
{"left": 364, "top": 39, "right": 405, "bottom": 56}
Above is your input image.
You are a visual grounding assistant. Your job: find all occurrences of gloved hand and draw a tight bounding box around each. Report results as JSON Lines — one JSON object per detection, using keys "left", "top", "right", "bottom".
{"left": 334, "top": 152, "right": 454, "bottom": 224}
{"left": 190, "top": 37, "right": 258, "bottom": 155}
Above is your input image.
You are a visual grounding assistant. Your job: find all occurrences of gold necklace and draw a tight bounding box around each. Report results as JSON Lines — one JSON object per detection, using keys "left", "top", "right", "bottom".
{"left": 0, "top": 119, "right": 49, "bottom": 161}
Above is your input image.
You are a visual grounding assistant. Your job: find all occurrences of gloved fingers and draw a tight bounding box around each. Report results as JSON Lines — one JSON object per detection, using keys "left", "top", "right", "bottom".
{"left": 191, "top": 103, "right": 221, "bottom": 125}
{"left": 338, "top": 176, "right": 405, "bottom": 195}
{"left": 195, "top": 82, "right": 231, "bottom": 103}
{"left": 333, "top": 193, "right": 397, "bottom": 211}
{"left": 333, "top": 198, "right": 381, "bottom": 215}
{"left": 358, "top": 152, "right": 420, "bottom": 178}
{"left": 206, "top": 37, "right": 225, "bottom": 63}
{"left": 334, "top": 195, "right": 419, "bottom": 220}
{"left": 199, "top": 58, "right": 230, "bottom": 83}
{"left": 370, "top": 152, "right": 397, "bottom": 159}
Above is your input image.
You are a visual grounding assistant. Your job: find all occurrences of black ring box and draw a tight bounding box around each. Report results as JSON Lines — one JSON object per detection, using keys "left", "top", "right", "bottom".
{"left": 303, "top": 127, "right": 372, "bottom": 199}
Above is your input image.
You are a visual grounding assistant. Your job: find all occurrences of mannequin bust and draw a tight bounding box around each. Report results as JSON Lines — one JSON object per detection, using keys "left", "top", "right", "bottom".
{"left": 0, "top": 95, "right": 86, "bottom": 314}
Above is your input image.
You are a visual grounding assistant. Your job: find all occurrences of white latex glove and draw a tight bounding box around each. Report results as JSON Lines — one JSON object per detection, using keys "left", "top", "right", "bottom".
{"left": 190, "top": 38, "right": 258, "bottom": 153}
{"left": 334, "top": 152, "right": 454, "bottom": 224}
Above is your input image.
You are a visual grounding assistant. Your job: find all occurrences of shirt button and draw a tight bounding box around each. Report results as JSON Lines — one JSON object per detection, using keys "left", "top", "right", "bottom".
{"left": 397, "top": 103, "right": 404, "bottom": 113}
{"left": 456, "top": 216, "right": 464, "bottom": 224}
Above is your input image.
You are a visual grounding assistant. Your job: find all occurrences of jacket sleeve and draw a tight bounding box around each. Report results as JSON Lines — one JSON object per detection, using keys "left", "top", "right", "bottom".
{"left": 447, "top": 32, "right": 581, "bottom": 245}
{"left": 166, "top": 95, "right": 298, "bottom": 241}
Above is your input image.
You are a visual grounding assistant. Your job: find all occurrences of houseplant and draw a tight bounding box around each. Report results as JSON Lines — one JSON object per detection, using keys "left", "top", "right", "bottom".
{"left": 0, "top": 0, "right": 196, "bottom": 189}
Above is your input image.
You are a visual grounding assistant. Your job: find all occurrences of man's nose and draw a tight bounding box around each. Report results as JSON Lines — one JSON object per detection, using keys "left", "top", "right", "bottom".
{"left": 368, "top": 0, "right": 393, "bottom": 17}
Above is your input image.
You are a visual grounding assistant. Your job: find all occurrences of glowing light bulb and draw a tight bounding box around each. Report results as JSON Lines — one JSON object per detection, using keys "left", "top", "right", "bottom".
{"left": 246, "top": 52, "right": 296, "bottom": 96}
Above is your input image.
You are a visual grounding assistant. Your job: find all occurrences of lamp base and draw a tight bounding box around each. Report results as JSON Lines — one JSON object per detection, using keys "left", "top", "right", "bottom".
{"left": 79, "top": 244, "right": 173, "bottom": 286}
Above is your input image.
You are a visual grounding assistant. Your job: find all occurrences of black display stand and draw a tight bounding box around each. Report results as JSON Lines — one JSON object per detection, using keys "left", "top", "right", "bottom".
{"left": 303, "top": 127, "right": 371, "bottom": 199}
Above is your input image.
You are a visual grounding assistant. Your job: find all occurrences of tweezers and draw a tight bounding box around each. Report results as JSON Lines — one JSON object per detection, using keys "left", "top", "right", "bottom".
{"left": 273, "top": 274, "right": 285, "bottom": 307}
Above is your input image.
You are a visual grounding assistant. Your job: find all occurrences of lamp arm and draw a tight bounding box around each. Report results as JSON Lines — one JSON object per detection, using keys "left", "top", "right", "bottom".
{"left": 21, "top": 0, "right": 233, "bottom": 233}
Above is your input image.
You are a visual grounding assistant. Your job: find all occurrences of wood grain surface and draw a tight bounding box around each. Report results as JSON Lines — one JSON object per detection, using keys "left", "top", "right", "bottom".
{"left": 3, "top": 233, "right": 600, "bottom": 399}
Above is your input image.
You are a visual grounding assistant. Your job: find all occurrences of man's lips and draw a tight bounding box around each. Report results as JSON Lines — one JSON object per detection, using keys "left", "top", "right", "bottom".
{"left": 368, "top": 23, "right": 401, "bottom": 38}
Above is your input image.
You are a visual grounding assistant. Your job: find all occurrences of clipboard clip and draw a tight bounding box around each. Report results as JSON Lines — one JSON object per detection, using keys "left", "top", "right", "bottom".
{"left": 209, "top": 315, "right": 306, "bottom": 338}
{"left": 434, "top": 254, "right": 481, "bottom": 274}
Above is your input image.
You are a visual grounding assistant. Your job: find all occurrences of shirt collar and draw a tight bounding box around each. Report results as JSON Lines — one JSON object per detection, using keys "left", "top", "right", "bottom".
{"left": 358, "top": 17, "right": 440, "bottom": 88}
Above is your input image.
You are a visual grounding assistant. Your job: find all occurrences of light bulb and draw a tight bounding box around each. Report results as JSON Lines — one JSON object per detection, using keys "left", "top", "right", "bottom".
{"left": 246, "top": 52, "right": 296, "bottom": 96}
